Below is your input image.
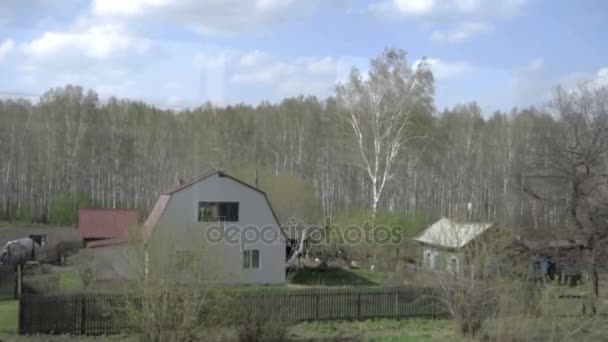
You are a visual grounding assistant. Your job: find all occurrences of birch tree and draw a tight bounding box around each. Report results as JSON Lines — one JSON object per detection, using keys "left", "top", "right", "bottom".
{"left": 335, "top": 48, "right": 434, "bottom": 218}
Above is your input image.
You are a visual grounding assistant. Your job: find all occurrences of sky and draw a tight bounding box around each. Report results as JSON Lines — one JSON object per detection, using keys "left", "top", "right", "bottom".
{"left": 0, "top": 0, "right": 607, "bottom": 113}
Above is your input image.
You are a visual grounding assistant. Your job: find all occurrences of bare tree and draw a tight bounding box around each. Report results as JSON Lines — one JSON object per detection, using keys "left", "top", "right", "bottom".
{"left": 523, "top": 84, "right": 608, "bottom": 314}
{"left": 335, "top": 48, "right": 434, "bottom": 218}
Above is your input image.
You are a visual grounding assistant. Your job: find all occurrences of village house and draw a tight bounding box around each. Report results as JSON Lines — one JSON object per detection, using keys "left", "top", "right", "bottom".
{"left": 142, "top": 170, "right": 286, "bottom": 284}
{"left": 414, "top": 217, "right": 494, "bottom": 275}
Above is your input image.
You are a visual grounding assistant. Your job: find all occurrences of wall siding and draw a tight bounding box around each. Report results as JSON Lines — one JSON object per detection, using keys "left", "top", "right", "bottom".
{"left": 147, "top": 174, "right": 286, "bottom": 284}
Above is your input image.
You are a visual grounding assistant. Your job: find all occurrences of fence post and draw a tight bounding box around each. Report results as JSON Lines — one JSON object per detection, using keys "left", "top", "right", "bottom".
{"left": 315, "top": 292, "right": 320, "bottom": 320}
{"left": 80, "top": 295, "right": 86, "bottom": 335}
{"left": 356, "top": 292, "right": 361, "bottom": 320}
{"left": 14, "top": 264, "right": 22, "bottom": 299}
{"left": 18, "top": 295, "right": 24, "bottom": 334}
{"left": 394, "top": 291, "right": 399, "bottom": 317}
{"left": 431, "top": 289, "right": 437, "bottom": 319}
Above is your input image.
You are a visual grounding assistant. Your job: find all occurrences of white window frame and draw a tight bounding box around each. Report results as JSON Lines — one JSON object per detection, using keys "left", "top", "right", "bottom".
{"left": 243, "top": 249, "right": 260, "bottom": 269}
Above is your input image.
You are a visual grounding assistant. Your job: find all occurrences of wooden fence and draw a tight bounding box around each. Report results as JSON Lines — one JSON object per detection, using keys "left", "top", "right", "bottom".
{"left": 19, "top": 287, "right": 447, "bottom": 335}
{"left": 0, "top": 265, "right": 16, "bottom": 299}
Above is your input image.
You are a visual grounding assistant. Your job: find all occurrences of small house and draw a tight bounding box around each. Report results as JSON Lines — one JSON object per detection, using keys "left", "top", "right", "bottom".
{"left": 414, "top": 217, "right": 494, "bottom": 275}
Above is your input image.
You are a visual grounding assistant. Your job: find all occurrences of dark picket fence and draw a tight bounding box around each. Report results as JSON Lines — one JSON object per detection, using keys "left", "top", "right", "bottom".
{"left": 19, "top": 293, "right": 130, "bottom": 335}
{"left": 0, "top": 265, "right": 16, "bottom": 299}
{"left": 19, "top": 287, "right": 447, "bottom": 335}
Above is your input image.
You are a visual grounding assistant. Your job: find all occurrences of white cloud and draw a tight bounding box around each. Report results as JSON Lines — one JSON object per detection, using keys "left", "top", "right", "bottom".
{"left": 256, "top": 0, "right": 294, "bottom": 11}
{"left": 240, "top": 50, "right": 268, "bottom": 67}
{"left": 393, "top": 0, "right": 435, "bottom": 15}
{"left": 372, "top": 0, "right": 528, "bottom": 18}
{"left": 593, "top": 67, "right": 608, "bottom": 87}
{"left": 232, "top": 63, "right": 295, "bottom": 84}
{"left": 430, "top": 21, "right": 491, "bottom": 43}
{"left": 92, "top": 0, "right": 325, "bottom": 35}
{"left": 308, "top": 57, "right": 337, "bottom": 73}
{"left": 22, "top": 25, "right": 149, "bottom": 61}
{"left": 92, "top": 0, "right": 169, "bottom": 16}
{"left": 416, "top": 58, "right": 470, "bottom": 80}
{"left": 0, "top": 39, "right": 15, "bottom": 62}
{"left": 370, "top": 0, "right": 529, "bottom": 43}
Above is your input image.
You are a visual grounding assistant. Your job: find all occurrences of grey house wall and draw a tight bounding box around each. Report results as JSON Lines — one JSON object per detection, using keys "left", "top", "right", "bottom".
{"left": 147, "top": 173, "right": 286, "bottom": 284}
{"left": 421, "top": 246, "right": 461, "bottom": 274}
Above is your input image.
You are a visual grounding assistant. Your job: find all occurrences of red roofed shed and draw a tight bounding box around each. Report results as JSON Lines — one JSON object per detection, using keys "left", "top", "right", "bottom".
{"left": 79, "top": 208, "right": 139, "bottom": 247}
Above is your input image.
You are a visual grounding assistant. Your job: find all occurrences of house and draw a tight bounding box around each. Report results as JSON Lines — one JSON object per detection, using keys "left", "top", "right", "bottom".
{"left": 414, "top": 217, "right": 494, "bottom": 275}
{"left": 142, "top": 170, "right": 286, "bottom": 284}
{"left": 78, "top": 208, "right": 139, "bottom": 280}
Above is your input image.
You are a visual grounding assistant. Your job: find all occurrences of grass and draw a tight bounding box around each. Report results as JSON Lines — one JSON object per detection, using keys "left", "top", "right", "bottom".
{"left": 59, "top": 270, "right": 83, "bottom": 291}
{"left": 293, "top": 319, "right": 463, "bottom": 341}
{"left": 289, "top": 267, "right": 387, "bottom": 286}
{"left": 0, "top": 300, "right": 18, "bottom": 332}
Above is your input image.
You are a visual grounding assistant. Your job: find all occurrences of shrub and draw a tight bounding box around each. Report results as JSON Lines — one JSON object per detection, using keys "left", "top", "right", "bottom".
{"left": 236, "top": 307, "right": 290, "bottom": 342}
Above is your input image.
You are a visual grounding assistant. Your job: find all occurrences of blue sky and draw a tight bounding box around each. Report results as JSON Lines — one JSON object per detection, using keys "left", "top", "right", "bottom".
{"left": 0, "top": 0, "right": 607, "bottom": 113}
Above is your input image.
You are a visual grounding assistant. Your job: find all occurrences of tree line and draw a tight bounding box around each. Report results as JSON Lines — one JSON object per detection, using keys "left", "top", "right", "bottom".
{"left": 0, "top": 49, "right": 605, "bottom": 238}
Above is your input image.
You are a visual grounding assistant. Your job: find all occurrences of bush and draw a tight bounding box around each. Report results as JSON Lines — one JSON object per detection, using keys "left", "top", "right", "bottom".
{"left": 439, "top": 277, "right": 499, "bottom": 336}
{"left": 323, "top": 208, "right": 426, "bottom": 271}
{"left": 236, "top": 307, "right": 290, "bottom": 342}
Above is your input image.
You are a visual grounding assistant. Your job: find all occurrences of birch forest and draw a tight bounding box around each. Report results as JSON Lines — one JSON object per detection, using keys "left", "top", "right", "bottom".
{"left": 0, "top": 49, "right": 605, "bottom": 233}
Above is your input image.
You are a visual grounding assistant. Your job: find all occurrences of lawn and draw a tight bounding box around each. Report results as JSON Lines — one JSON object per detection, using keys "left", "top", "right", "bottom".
{"left": 0, "top": 300, "right": 18, "bottom": 332}
{"left": 292, "top": 319, "right": 463, "bottom": 341}
{"left": 289, "top": 267, "right": 387, "bottom": 286}
{"left": 59, "top": 270, "right": 83, "bottom": 292}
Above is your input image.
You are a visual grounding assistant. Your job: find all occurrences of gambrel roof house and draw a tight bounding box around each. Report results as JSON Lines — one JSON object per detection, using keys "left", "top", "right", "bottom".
{"left": 143, "top": 170, "right": 286, "bottom": 284}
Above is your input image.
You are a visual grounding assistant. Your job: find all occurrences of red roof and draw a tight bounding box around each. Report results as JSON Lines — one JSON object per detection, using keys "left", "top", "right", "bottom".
{"left": 79, "top": 209, "right": 139, "bottom": 242}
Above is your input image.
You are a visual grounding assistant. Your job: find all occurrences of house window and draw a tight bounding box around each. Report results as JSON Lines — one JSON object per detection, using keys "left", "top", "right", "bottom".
{"left": 243, "top": 249, "right": 260, "bottom": 269}
{"left": 176, "top": 250, "right": 195, "bottom": 271}
{"left": 450, "top": 256, "right": 459, "bottom": 273}
{"left": 198, "top": 202, "right": 239, "bottom": 222}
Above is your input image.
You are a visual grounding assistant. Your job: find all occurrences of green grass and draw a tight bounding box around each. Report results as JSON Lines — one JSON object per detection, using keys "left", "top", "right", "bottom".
{"left": 59, "top": 270, "right": 83, "bottom": 291}
{"left": 289, "top": 267, "right": 387, "bottom": 286}
{"left": 293, "top": 319, "right": 463, "bottom": 341}
{"left": 0, "top": 300, "right": 18, "bottom": 332}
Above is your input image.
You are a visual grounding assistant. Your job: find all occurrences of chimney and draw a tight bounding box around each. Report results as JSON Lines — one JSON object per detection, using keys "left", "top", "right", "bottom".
{"left": 178, "top": 179, "right": 185, "bottom": 186}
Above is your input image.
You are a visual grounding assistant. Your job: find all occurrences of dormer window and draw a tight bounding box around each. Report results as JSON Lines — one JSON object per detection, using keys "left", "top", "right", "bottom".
{"left": 198, "top": 202, "right": 239, "bottom": 222}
